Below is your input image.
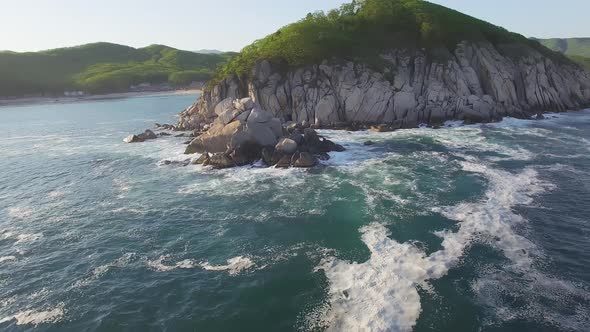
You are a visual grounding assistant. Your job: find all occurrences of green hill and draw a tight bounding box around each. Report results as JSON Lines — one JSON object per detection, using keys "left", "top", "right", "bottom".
{"left": 534, "top": 38, "right": 590, "bottom": 69}
{"left": 0, "top": 42, "right": 236, "bottom": 97}
{"left": 213, "top": 0, "right": 567, "bottom": 85}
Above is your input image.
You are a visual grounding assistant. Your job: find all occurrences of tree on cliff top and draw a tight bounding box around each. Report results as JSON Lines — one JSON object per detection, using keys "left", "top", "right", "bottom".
{"left": 212, "top": 0, "right": 566, "bottom": 86}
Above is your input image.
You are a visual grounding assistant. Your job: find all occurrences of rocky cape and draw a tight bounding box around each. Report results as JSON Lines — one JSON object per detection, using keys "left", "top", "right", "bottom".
{"left": 178, "top": 41, "right": 590, "bottom": 131}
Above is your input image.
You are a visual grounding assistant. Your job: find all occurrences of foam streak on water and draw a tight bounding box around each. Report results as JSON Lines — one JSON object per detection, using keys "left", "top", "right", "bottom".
{"left": 316, "top": 158, "right": 550, "bottom": 331}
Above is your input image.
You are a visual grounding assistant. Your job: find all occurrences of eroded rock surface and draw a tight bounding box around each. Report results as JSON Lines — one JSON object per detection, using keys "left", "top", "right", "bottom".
{"left": 178, "top": 41, "right": 590, "bottom": 131}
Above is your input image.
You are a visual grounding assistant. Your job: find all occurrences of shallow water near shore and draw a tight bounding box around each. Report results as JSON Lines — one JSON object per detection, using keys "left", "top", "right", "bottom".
{"left": 0, "top": 94, "right": 589, "bottom": 331}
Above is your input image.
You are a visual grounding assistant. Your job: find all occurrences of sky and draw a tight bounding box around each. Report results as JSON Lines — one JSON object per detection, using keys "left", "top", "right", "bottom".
{"left": 0, "top": 0, "right": 588, "bottom": 52}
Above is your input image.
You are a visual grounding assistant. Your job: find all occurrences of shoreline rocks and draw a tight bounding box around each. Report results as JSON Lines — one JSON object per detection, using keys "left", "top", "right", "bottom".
{"left": 182, "top": 98, "right": 345, "bottom": 169}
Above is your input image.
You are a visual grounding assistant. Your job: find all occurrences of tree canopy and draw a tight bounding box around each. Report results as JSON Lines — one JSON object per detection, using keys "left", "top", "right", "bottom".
{"left": 212, "top": 0, "right": 563, "bottom": 86}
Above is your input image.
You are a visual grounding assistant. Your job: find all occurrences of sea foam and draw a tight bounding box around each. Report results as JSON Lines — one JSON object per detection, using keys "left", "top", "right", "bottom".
{"left": 0, "top": 304, "right": 65, "bottom": 326}
{"left": 315, "top": 159, "right": 550, "bottom": 331}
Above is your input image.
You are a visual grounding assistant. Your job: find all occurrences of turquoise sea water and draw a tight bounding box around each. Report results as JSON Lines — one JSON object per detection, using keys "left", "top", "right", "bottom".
{"left": 0, "top": 93, "right": 589, "bottom": 331}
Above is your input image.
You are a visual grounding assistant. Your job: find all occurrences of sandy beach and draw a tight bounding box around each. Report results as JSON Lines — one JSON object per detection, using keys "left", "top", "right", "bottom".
{"left": 0, "top": 89, "right": 202, "bottom": 107}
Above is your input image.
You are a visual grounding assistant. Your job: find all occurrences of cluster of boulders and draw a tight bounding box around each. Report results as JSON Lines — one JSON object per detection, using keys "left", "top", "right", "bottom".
{"left": 184, "top": 97, "right": 345, "bottom": 169}
{"left": 123, "top": 129, "right": 158, "bottom": 143}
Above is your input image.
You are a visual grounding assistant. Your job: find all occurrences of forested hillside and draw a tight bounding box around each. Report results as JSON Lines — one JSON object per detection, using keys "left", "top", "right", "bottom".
{"left": 0, "top": 42, "right": 235, "bottom": 97}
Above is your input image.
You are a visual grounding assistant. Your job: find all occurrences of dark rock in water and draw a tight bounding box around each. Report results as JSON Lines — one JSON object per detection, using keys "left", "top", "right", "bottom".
{"left": 192, "top": 153, "right": 210, "bottom": 165}
{"left": 275, "top": 155, "right": 292, "bottom": 168}
{"left": 289, "top": 130, "right": 304, "bottom": 145}
{"left": 174, "top": 133, "right": 186, "bottom": 137}
{"left": 261, "top": 147, "right": 282, "bottom": 166}
{"left": 364, "top": 140, "right": 375, "bottom": 146}
{"left": 536, "top": 113, "right": 546, "bottom": 120}
{"left": 184, "top": 139, "right": 206, "bottom": 154}
{"left": 183, "top": 140, "right": 192, "bottom": 145}
{"left": 229, "top": 141, "right": 262, "bottom": 166}
{"left": 159, "top": 132, "right": 172, "bottom": 137}
{"left": 142, "top": 129, "right": 157, "bottom": 140}
{"left": 293, "top": 152, "right": 317, "bottom": 168}
{"left": 208, "top": 153, "right": 235, "bottom": 169}
{"left": 124, "top": 134, "right": 143, "bottom": 143}
{"left": 303, "top": 128, "right": 320, "bottom": 145}
{"left": 124, "top": 129, "right": 158, "bottom": 143}
{"left": 323, "top": 139, "right": 345, "bottom": 152}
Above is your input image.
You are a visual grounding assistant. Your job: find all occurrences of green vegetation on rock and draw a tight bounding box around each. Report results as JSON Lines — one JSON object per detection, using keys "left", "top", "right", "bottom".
{"left": 0, "top": 42, "right": 236, "bottom": 97}
{"left": 535, "top": 38, "right": 590, "bottom": 69}
{"left": 213, "top": 0, "right": 565, "bottom": 86}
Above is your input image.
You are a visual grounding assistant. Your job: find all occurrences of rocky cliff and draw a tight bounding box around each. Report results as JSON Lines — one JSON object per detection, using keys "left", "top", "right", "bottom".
{"left": 178, "top": 41, "right": 590, "bottom": 130}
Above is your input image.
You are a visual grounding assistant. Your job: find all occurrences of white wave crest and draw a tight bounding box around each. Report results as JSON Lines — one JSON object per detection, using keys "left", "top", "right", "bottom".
{"left": 200, "top": 256, "right": 255, "bottom": 276}
{"left": 15, "top": 233, "right": 43, "bottom": 245}
{"left": 73, "top": 253, "right": 137, "bottom": 288}
{"left": 0, "top": 304, "right": 65, "bottom": 326}
{"left": 5, "top": 207, "right": 33, "bottom": 219}
{"left": 0, "top": 256, "right": 16, "bottom": 263}
{"left": 315, "top": 161, "right": 550, "bottom": 331}
{"left": 145, "top": 256, "right": 198, "bottom": 272}
{"left": 146, "top": 255, "right": 255, "bottom": 276}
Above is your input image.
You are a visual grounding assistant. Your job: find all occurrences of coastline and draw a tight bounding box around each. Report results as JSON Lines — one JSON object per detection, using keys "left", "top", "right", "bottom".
{"left": 0, "top": 89, "right": 202, "bottom": 107}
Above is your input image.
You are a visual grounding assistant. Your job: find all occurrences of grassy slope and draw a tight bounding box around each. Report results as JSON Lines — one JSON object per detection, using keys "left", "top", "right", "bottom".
{"left": 0, "top": 42, "right": 236, "bottom": 97}
{"left": 213, "top": 0, "right": 567, "bottom": 86}
{"left": 535, "top": 38, "right": 590, "bottom": 69}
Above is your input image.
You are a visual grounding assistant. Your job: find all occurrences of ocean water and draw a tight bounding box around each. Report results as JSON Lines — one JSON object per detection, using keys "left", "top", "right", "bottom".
{"left": 0, "top": 93, "right": 589, "bottom": 332}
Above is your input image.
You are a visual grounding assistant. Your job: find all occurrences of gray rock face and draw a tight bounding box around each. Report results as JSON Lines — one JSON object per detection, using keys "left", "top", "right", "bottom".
{"left": 184, "top": 101, "right": 283, "bottom": 155}
{"left": 276, "top": 138, "right": 298, "bottom": 154}
{"left": 178, "top": 41, "right": 590, "bottom": 130}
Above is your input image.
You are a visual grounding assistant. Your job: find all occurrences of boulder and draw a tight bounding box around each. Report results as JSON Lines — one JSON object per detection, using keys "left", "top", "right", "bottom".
{"left": 216, "top": 108, "right": 241, "bottom": 125}
{"left": 235, "top": 109, "right": 252, "bottom": 122}
{"left": 124, "top": 129, "right": 158, "bottom": 143}
{"left": 303, "top": 128, "right": 320, "bottom": 145}
{"left": 214, "top": 97, "right": 234, "bottom": 116}
{"left": 289, "top": 130, "right": 303, "bottom": 144}
{"left": 275, "top": 155, "right": 292, "bottom": 168}
{"left": 261, "top": 147, "right": 283, "bottom": 166}
{"left": 247, "top": 107, "right": 273, "bottom": 124}
{"left": 192, "top": 153, "right": 210, "bottom": 165}
{"left": 208, "top": 153, "right": 235, "bottom": 169}
{"left": 124, "top": 134, "right": 143, "bottom": 143}
{"left": 230, "top": 141, "right": 263, "bottom": 166}
{"left": 269, "top": 118, "right": 284, "bottom": 138}
{"left": 245, "top": 122, "right": 278, "bottom": 147}
{"left": 293, "top": 152, "right": 317, "bottom": 168}
{"left": 364, "top": 140, "right": 375, "bottom": 146}
{"left": 185, "top": 121, "right": 244, "bottom": 154}
{"left": 275, "top": 138, "right": 298, "bottom": 154}
{"left": 142, "top": 130, "right": 157, "bottom": 140}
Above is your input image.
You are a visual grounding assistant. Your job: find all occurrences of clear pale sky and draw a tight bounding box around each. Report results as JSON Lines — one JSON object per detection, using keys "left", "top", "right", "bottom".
{"left": 0, "top": 0, "right": 588, "bottom": 52}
